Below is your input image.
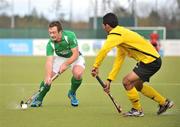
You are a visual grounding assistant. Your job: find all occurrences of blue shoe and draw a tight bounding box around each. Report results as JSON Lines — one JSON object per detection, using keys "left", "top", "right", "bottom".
{"left": 68, "top": 91, "right": 79, "bottom": 106}
{"left": 30, "top": 100, "right": 42, "bottom": 107}
{"left": 30, "top": 94, "right": 42, "bottom": 107}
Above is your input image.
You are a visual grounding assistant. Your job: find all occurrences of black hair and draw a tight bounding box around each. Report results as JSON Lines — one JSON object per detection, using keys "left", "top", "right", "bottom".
{"left": 103, "top": 13, "right": 118, "bottom": 28}
{"left": 49, "top": 21, "right": 63, "bottom": 32}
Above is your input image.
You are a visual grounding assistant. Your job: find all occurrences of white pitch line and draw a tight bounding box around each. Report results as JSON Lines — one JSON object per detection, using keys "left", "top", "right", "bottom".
{"left": 0, "top": 83, "right": 180, "bottom": 86}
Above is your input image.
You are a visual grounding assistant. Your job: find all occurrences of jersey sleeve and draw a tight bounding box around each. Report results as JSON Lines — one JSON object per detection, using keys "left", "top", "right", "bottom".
{"left": 46, "top": 41, "right": 54, "bottom": 56}
{"left": 93, "top": 34, "right": 123, "bottom": 68}
{"left": 68, "top": 32, "right": 78, "bottom": 49}
{"left": 108, "top": 47, "right": 126, "bottom": 80}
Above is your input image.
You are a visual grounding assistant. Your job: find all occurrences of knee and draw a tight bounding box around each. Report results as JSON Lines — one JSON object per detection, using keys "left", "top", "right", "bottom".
{"left": 73, "top": 71, "right": 83, "bottom": 80}
{"left": 134, "top": 84, "right": 143, "bottom": 91}
{"left": 122, "top": 77, "right": 132, "bottom": 90}
{"left": 122, "top": 77, "right": 128, "bottom": 86}
{"left": 72, "top": 66, "right": 84, "bottom": 80}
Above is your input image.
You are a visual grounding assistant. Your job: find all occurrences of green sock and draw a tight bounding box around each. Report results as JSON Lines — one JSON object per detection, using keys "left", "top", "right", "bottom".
{"left": 39, "top": 81, "right": 44, "bottom": 88}
{"left": 69, "top": 76, "right": 82, "bottom": 94}
{"left": 37, "top": 81, "right": 51, "bottom": 102}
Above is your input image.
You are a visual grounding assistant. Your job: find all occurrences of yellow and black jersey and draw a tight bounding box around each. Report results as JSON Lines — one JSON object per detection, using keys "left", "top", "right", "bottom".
{"left": 93, "top": 26, "right": 160, "bottom": 81}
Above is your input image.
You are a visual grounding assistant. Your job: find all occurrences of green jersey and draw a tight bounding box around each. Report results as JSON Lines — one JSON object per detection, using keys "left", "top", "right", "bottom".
{"left": 46, "top": 30, "right": 78, "bottom": 58}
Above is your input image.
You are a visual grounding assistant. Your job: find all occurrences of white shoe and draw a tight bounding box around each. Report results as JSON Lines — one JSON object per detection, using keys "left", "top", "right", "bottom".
{"left": 123, "top": 108, "right": 144, "bottom": 117}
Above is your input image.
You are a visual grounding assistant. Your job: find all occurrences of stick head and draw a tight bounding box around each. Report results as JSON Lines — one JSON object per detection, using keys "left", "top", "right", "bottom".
{"left": 118, "top": 106, "right": 122, "bottom": 113}
{"left": 20, "top": 100, "right": 28, "bottom": 109}
{"left": 20, "top": 100, "right": 24, "bottom": 107}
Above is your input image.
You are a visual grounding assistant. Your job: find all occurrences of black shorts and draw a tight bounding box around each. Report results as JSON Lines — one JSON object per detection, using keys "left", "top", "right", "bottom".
{"left": 133, "top": 58, "right": 162, "bottom": 82}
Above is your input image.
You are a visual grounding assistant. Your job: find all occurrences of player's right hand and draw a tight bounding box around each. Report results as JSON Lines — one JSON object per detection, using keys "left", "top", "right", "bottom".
{"left": 45, "top": 77, "right": 52, "bottom": 85}
{"left": 104, "top": 80, "right": 111, "bottom": 93}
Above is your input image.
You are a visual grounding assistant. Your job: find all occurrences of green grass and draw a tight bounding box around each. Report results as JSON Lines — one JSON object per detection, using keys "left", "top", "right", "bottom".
{"left": 0, "top": 56, "right": 180, "bottom": 127}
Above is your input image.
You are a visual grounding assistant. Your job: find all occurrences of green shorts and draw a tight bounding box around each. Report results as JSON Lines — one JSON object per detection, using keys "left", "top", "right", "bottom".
{"left": 133, "top": 57, "right": 162, "bottom": 82}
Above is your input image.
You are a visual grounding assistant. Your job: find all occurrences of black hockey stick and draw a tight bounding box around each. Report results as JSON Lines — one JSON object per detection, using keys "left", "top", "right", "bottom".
{"left": 20, "top": 73, "right": 60, "bottom": 107}
{"left": 96, "top": 75, "right": 122, "bottom": 113}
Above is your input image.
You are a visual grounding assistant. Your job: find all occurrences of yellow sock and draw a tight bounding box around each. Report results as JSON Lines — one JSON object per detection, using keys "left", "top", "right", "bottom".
{"left": 126, "top": 87, "right": 142, "bottom": 110}
{"left": 141, "top": 83, "right": 166, "bottom": 105}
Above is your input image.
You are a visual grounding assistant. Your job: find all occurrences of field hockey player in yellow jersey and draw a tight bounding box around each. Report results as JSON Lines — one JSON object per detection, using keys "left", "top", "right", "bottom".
{"left": 91, "top": 13, "right": 174, "bottom": 117}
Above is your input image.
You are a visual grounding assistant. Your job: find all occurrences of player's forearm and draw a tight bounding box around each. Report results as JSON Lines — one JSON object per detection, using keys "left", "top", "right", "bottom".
{"left": 108, "top": 62, "right": 122, "bottom": 81}
{"left": 93, "top": 48, "right": 109, "bottom": 68}
{"left": 108, "top": 51, "right": 126, "bottom": 81}
{"left": 65, "top": 53, "right": 78, "bottom": 66}
{"left": 108, "top": 65, "right": 122, "bottom": 81}
{"left": 45, "top": 63, "right": 52, "bottom": 78}
{"left": 65, "top": 48, "right": 79, "bottom": 66}
{"left": 93, "top": 40, "right": 115, "bottom": 68}
{"left": 45, "top": 56, "right": 53, "bottom": 78}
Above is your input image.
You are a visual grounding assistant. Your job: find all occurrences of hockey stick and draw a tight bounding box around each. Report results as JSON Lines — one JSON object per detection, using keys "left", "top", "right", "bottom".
{"left": 20, "top": 73, "right": 60, "bottom": 107}
{"left": 96, "top": 75, "right": 122, "bottom": 113}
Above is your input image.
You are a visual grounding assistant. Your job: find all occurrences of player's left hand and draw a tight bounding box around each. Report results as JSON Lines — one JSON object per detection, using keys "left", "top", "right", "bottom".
{"left": 91, "top": 67, "right": 98, "bottom": 77}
